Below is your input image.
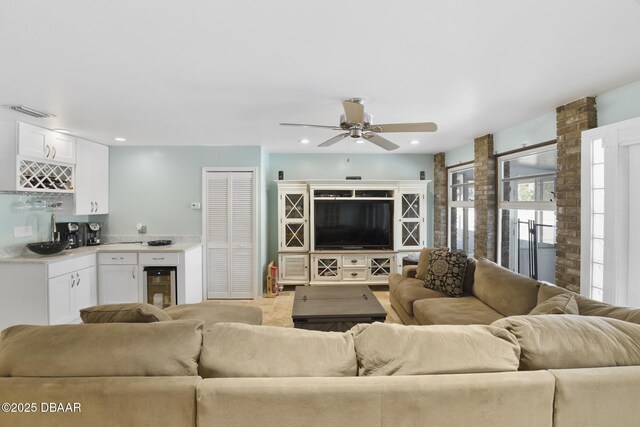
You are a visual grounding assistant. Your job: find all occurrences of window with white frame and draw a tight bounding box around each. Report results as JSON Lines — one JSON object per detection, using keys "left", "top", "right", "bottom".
{"left": 587, "top": 138, "right": 605, "bottom": 301}
{"left": 497, "top": 145, "right": 557, "bottom": 283}
{"left": 448, "top": 165, "right": 474, "bottom": 256}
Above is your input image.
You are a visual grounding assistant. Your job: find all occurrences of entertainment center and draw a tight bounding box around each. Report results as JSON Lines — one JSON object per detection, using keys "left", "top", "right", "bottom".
{"left": 277, "top": 180, "right": 429, "bottom": 286}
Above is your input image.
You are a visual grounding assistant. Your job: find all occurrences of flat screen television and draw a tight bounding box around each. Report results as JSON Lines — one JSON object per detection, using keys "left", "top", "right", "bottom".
{"left": 314, "top": 200, "right": 393, "bottom": 250}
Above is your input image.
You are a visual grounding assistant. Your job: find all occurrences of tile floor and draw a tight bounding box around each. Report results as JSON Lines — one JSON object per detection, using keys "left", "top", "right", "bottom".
{"left": 205, "top": 288, "right": 402, "bottom": 327}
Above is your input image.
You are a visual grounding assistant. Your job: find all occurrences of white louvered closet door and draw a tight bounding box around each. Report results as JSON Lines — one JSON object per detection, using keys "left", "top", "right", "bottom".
{"left": 205, "top": 171, "right": 255, "bottom": 299}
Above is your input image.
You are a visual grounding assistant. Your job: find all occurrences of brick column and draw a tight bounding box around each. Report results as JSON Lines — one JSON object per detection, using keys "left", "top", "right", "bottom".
{"left": 474, "top": 134, "right": 496, "bottom": 261}
{"left": 555, "top": 97, "right": 597, "bottom": 291}
{"left": 433, "top": 152, "right": 448, "bottom": 248}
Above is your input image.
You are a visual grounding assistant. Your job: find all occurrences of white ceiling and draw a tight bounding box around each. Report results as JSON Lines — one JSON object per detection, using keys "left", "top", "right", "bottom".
{"left": 1, "top": 0, "right": 639, "bottom": 154}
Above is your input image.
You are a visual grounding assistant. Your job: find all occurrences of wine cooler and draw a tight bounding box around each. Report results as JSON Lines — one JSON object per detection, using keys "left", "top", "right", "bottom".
{"left": 143, "top": 267, "right": 177, "bottom": 309}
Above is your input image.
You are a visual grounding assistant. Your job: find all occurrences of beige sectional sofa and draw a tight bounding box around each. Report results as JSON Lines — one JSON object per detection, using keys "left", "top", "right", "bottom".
{"left": 390, "top": 250, "right": 640, "bottom": 326}
{"left": 2, "top": 316, "right": 640, "bottom": 426}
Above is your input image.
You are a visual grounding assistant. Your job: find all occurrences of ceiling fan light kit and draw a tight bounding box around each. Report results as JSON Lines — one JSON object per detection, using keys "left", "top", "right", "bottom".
{"left": 280, "top": 98, "right": 437, "bottom": 151}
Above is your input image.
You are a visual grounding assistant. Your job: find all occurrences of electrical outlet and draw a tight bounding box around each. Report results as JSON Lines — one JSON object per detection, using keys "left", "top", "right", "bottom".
{"left": 14, "top": 225, "right": 32, "bottom": 238}
{"left": 190, "top": 202, "right": 201, "bottom": 210}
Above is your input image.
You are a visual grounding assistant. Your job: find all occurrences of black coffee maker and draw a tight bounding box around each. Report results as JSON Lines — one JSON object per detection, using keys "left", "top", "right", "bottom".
{"left": 56, "top": 222, "right": 86, "bottom": 248}
{"left": 84, "top": 222, "right": 102, "bottom": 246}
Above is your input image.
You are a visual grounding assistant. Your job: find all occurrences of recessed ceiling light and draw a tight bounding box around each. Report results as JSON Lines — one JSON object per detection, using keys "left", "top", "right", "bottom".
{"left": 299, "top": 138, "right": 310, "bottom": 144}
{"left": 410, "top": 140, "right": 420, "bottom": 145}
{"left": 114, "top": 137, "right": 126, "bottom": 142}
{"left": 54, "top": 129, "right": 71, "bottom": 134}
{"left": 355, "top": 140, "right": 365, "bottom": 144}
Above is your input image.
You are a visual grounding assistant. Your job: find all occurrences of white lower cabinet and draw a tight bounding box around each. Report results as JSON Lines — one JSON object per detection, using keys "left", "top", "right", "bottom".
{"left": 98, "top": 261, "right": 141, "bottom": 305}
{"left": 0, "top": 253, "right": 97, "bottom": 329}
{"left": 278, "top": 253, "right": 309, "bottom": 285}
{"left": 98, "top": 252, "right": 141, "bottom": 304}
{"left": 48, "top": 265, "right": 96, "bottom": 324}
{"left": 310, "top": 252, "right": 396, "bottom": 285}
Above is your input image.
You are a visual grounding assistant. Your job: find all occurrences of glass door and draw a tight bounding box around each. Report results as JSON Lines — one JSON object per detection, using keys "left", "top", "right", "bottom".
{"left": 498, "top": 145, "right": 557, "bottom": 283}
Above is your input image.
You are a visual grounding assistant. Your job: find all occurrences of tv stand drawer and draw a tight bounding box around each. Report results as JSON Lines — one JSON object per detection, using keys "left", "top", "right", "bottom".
{"left": 342, "top": 255, "right": 366, "bottom": 267}
{"left": 343, "top": 267, "right": 367, "bottom": 281}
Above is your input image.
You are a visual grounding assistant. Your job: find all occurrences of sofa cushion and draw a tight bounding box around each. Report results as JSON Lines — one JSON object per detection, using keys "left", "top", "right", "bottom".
{"left": 492, "top": 315, "right": 640, "bottom": 370}
{"left": 537, "top": 283, "right": 640, "bottom": 324}
{"left": 349, "top": 322, "right": 520, "bottom": 376}
{"left": 415, "top": 247, "right": 448, "bottom": 280}
{"left": 424, "top": 250, "right": 467, "bottom": 297}
{"left": 164, "top": 302, "right": 262, "bottom": 329}
{"left": 472, "top": 258, "right": 539, "bottom": 316}
{"left": 0, "top": 321, "right": 203, "bottom": 377}
{"left": 80, "top": 303, "right": 172, "bottom": 323}
{"left": 199, "top": 323, "right": 356, "bottom": 378}
{"left": 389, "top": 273, "right": 446, "bottom": 316}
{"left": 529, "top": 293, "right": 579, "bottom": 315}
{"left": 413, "top": 296, "right": 504, "bottom": 325}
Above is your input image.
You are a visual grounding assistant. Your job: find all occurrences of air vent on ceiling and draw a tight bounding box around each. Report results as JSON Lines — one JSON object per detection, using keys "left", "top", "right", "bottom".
{"left": 3, "top": 105, "right": 56, "bottom": 118}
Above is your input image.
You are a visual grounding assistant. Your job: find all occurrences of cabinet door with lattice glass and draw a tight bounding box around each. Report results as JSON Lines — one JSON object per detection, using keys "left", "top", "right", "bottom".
{"left": 312, "top": 255, "right": 342, "bottom": 281}
{"left": 278, "top": 186, "right": 309, "bottom": 251}
{"left": 397, "top": 187, "right": 427, "bottom": 250}
{"left": 368, "top": 255, "right": 395, "bottom": 282}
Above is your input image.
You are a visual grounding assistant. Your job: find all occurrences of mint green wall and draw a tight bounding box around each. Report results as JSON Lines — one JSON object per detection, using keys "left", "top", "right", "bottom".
{"left": 444, "top": 112, "right": 556, "bottom": 166}
{"left": 444, "top": 78, "right": 640, "bottom": 165}
{"left": 267, "top": 153, "right": 435, "bottom": 264}
{"left": 597, "top": 79, "right": 640, "bottom": 126}
{"left": 0, "top": 193, "right": 93, "bottom": 250}
{"left": 493, "top": 112, "right": 556, "bottom": 153}
{"left": 108, "top": 146, "right": 262, "bottom": 236}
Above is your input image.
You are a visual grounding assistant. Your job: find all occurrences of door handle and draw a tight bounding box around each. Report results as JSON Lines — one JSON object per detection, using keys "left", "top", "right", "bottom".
{"left": 45, "top": 144, "right": 51, "bottom": 158}
{"left": 95, "top": 201, "right": 98, "bottom": 212}
{"left": 76, "top": 272, "right": 81, "bottom": 286}
{"left": 90, "top": 202, "right": 95, "bottom": 212}
{"left": 70, "top": 274, "right": 76, "bottom": 288}
{"left": 52, "top": 146, "right": 57, "bottom": 159}
{"left": 152, "top": 257, "right": 165, "bottom": 260}
{"left": 132, "top": 267, "right": 136, "bottom": 279}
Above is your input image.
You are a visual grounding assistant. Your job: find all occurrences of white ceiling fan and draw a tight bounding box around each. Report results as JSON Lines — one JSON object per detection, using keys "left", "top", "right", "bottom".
{"left": 280, "top": 98, "right": 438, "bottom": 151}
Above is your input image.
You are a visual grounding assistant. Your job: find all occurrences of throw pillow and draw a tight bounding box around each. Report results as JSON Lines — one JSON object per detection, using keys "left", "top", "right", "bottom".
{"left": 415, "top": 247, "right": 448, "bottom": 280}
{"left": 80, "top": 303, "right": 172, "bottom": 323}
{"left": 529, "top": 293, "right": 579, "bottom": 315}
{"left": 424, "top": 250, "right": 468, "bottom": 297}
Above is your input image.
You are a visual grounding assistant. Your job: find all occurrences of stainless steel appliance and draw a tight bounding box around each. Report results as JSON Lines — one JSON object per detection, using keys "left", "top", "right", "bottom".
{"left": 84, "top": 222, "right": 102, "bottom": 246}
{"left": 56, "top": 222, "right": 86, "bottom": 248}
{"left": 143, "top": 267, "right": 177, "bottom": 309}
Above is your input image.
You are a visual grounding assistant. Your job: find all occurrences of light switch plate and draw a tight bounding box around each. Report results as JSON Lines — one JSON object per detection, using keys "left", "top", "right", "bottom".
{"left": 14, "top": 225, "right": 33, "bottom": 237}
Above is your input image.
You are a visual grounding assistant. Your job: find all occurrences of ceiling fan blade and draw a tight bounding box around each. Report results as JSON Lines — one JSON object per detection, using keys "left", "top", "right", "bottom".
{"left": 364, "top": 133, "right": 399, "bottom": 151}
{"left": 318, "top": 133, "right": 349, "bottom": 148}
{"left": 342, "top": 99, "right": 365, "bottom": 124}
{"left": 280, "top": 123, "right": 342, "bottom": 130}
{"left": 371, "top": 122, "right": 438, "bottom": 133}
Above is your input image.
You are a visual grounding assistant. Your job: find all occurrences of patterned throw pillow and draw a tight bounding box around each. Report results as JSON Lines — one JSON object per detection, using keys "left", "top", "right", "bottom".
{"left": 424, "top": 250, "right": 468, "bottom": 297}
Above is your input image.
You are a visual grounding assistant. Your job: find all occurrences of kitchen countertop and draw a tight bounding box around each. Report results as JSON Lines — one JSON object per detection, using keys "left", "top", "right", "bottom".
{"left": 0, "top": 242, "right": 202, "bottom": 264}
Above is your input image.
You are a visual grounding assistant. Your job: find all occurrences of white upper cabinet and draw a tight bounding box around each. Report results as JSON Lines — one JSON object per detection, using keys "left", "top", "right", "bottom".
{"left": 395, "top": 185, "right": 428, "bottom": 250}
{"left": 75, "top": 138, "right": 109, "bottom": 214}
{"left": 18, "top": 122, "right": 76, "bottom": 164}
{"left": 277, "top": 183, "right": 309, "bottom": 252}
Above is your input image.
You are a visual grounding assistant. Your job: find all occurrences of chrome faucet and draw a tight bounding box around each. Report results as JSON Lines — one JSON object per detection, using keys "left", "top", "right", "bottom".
{"left": 51, "top": 213, "right": 58, "bottom": 242}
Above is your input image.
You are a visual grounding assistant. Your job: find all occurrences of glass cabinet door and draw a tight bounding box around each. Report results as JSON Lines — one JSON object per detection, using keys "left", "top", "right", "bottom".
{"left": 397, "top": 189, "right": 426, "bottom": 250}
{"left": 279, "top": 189, "right": 309, "bottom": 251}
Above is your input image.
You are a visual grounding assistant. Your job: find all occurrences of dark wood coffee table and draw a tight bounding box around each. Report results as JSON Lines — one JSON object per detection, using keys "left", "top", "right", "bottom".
{"left": 292, "top": 285, "right": 387, "bottom": 332}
